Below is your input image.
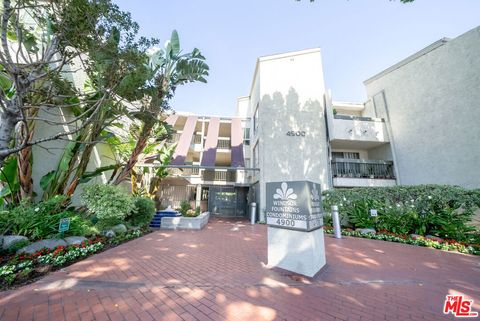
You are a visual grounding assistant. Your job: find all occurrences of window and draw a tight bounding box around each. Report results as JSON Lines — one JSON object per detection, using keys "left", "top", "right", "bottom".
{"left": 201, "top": 187, "right": 209, "bottom": 201}
{"left": 332, "top": 152, "right": 360, "bottom": 160}
{"left": 253, "top": 103, "right": 259, "bottom": 135}
{"left": 242, "top": 118, "right": 251, "bottom": 146}
{"left": 253, "top": 142, "right": 259, "bottom": 167}
{"left": 243, "top": 127, "right": 250, "bottom": 145}
{"left": 332, "top": 151, "right": 361, "bottom": 178}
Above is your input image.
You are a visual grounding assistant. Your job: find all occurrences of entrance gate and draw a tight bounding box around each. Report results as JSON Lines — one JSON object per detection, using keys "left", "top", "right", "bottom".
{"left": 208, "top": 186, "right": 247, "bottom": 217}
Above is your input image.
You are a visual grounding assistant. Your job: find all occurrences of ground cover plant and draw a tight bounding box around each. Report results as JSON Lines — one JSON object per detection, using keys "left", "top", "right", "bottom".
{"left": 0, "top": 230, "right": 143, "bottom": 290}
{"left": 0, "top": 185, "right": 157, "bottom": 290}
{"left": 323, "top": 227, "right": 480, "bottom": 256}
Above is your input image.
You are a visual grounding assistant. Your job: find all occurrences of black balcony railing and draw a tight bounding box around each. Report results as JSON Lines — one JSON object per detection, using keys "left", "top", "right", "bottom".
{"left": 332, "top": 158, "right": 395, "bottom": 179}
{"left": 334, "top": 114, "right": 385, "bottom": 122}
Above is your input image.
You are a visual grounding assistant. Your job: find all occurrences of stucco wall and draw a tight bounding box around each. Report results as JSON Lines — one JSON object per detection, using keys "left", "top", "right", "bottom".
{"left": 236, "top": 96, "right": 249, "bottom": 118}
{"left": 330, "top": 118, "right": 388, "bottom": 143}
{"left": 32, "top": 109, "right": 117, "bottom": 204}
{"left": 368, "top": 144, "right": 393, "bottom": 161}
{"left": 364, "top": 27, "right": 480, "bottom": 188}
{"left": 255, "top": 49, "right": 329, "bottom": 216}
{"left": 31, "top": 60, "right": 117, "bottom": 203}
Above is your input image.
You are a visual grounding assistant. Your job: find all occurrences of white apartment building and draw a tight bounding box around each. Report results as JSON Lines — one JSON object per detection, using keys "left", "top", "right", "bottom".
{"left": 143, "top": 26, "right": 480, "bottom": 219}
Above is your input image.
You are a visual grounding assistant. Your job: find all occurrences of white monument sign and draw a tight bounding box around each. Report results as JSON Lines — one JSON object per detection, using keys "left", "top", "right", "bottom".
{"left": 266, "top": 180, "right": 326, "bottom": 277}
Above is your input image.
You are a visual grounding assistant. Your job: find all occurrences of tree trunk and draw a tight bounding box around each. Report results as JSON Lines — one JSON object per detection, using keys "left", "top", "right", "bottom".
{"left": 63, "top": 109, "right": 106, "bottom": 196}
{"left": 64, "top": 141, "right": 96, "bottom": 197}
{"left": 0, "top": 107, "right": 20, "bottom": 168}
{"left": 17, "top": 135, "right": 33, "bottom": 199}
{"left": 16, "top": 107, "right": 38, "bottom": 200}
{"left": 112, "top": 123, "right": 153, "bottom": 185}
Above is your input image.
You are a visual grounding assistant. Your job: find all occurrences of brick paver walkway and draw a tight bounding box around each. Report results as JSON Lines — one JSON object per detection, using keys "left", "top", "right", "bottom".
{"left": 1, "top": 219, "right": 479, "bottom": 321}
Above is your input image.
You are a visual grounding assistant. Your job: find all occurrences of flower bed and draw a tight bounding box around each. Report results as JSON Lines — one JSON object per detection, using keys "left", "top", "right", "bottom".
{"left": 0, "top": 230, "right": 143, "bottom": 290}
{"left": 323, "top": 227, "right": 480, "bottom": 256}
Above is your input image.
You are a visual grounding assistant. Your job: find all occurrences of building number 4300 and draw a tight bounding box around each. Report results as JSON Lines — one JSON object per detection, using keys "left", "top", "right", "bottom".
{"left": 286, "top": 131, "right": 306, "bottom": 137}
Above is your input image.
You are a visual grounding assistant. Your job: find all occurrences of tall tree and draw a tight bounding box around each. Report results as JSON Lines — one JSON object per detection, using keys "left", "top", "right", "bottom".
{"left": 0, "top": 0, "right": 144, "bottom": 168}
{"left": 0, "top": 0, "right": 154, "bottom": 201}
{"left": 112, "top": 30, "right": 209, "bottom": 185}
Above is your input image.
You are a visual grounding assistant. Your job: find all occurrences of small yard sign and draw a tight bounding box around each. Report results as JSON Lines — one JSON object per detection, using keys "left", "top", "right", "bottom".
{"left": 59, "top": 218, "right": 71, "bottom": 232}
{"left": 370, "top": 209, "right": 378, "bottom": 217}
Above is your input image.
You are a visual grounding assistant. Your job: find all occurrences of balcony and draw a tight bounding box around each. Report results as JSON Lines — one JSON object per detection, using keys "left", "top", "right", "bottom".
{"left": 167, "top": 133, "right": 181, "bottom": 143}
{"left": 135, "top": 164, "right": 255, "bottom": 187}
{"left": 329, "top": 115, "right": 389, "bottom": 149}
{"left": 202, "top": 169, "right": 236, "bottom": 182}
{"left": 193, "top": 134, "right": 202, "bottom": 144}
{"left": 332, "top": 158, "right": 396, "bottom": 187}
{"left": 168, "top": 167, "right": 200, "bottom": 177}
{"left": 217, "top": 139, "right": 231, "bottom": 149}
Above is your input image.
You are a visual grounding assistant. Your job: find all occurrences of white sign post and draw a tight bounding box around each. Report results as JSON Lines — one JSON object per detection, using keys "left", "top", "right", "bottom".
{"left": 266, "top": 181, "right": 326, "bottom": 277}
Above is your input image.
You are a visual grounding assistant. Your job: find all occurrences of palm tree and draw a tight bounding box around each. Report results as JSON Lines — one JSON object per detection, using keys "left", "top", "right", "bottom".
{"left": 112, "top": 30, "right": 209, "bottom": 185}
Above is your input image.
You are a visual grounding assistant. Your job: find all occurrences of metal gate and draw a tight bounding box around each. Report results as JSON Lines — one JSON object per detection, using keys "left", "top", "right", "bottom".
{"left": 157, "top": 185, "right": 196, "bottom": 209}
{"left": 208, "top": 187, "right": 247, "bottom": 217}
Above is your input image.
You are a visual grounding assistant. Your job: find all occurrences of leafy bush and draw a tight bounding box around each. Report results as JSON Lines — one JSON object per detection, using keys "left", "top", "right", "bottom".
{"left": 179, "top": 200, "right": 191, "bottom": 216}
{"left": 81, "top": 184, "right": 135, "bottom": 229}
{"left": 0, "top": 196, "right": 91, "bottom": 240}
{"left": 322, "top": 185, "right": 480, "bottom": 241}
{"left": 347, "top": 199, "right": 379, "bottom": 228}
{"left": 376, "top": 206, "right": 417, "bottom": 235}
{"left": 128, "top": 197, "right": 156, "bottom": 227}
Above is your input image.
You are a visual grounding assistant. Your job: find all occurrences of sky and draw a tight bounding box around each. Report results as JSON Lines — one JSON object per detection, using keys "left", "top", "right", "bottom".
{"left": 113, "top": 0, "right": 480, "bottom": 116}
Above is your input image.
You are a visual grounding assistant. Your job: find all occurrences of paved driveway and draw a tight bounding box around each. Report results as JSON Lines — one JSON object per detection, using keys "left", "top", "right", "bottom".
{"left": 1, "top": 219, "right": 479, "bottom": 321}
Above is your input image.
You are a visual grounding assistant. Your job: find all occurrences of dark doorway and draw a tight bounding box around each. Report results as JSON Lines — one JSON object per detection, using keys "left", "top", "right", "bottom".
{"left": 208, "top": 186, "right": 248, "bottom": 217}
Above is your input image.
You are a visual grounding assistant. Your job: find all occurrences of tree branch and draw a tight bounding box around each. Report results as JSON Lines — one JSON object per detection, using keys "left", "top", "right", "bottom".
{"left": 0, "top": 91, "right": 110, "bottom": 159}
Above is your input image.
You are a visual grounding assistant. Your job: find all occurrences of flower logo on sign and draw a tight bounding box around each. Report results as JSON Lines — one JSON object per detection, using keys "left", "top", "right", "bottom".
{"left": 311, "top": 184, "right": 320, "bottom": 202}
{"left": 273, "top": 182, "right": 297, "bottom": 200}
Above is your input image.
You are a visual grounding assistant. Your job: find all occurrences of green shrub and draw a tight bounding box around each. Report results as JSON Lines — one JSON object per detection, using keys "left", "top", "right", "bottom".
{"left": 0, "top": 196, "right": 91, "bottom": 240}
{"left": 128, "top": 197, "right": 156, "bottom": 227}
{"left": 322, "top": 185, "right": 480, "bottom": 241}
{"left": 81, "top": 184, "right": 135, "bottom": 230}
{"left": 179, "top": 200, "right": 191, "bottom": 216}
{"left": 427, "top": 206, "right": 476, "bottom": 241}
{"left": 347, "top": 199, "right": 380, "bottom": 228}
{"left": 376, "top": 205, "right": 416, "bottom": 235}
